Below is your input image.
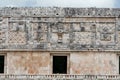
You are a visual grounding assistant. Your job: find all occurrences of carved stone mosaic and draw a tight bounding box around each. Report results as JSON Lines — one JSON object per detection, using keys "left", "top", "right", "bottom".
{"left": 0, "top": 8, "right": 119, "bottom": 50}
{"left": 73, "top": 32, "right": 92, "bottom": 45}
{"left": 8, "top": 32, "right": 26, "bottom": 44}
{"left": 96, "top": 23, "right": 115, "bottom": 47}
{"left": 0, "top": 17, "right": 7, "bottom": 49}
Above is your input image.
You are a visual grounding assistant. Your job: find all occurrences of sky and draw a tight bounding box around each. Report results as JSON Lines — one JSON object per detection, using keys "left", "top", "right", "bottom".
{"left": 0, "top": 0, "right": 120, "bottom": 8}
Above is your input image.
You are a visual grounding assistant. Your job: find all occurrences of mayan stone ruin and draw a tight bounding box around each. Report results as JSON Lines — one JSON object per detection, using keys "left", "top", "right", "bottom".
{"left": 0, "top": 7, "right": 120, "bottom": 79}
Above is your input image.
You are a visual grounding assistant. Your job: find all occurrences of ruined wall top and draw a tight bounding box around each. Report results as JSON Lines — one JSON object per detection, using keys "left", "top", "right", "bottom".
{"left": 0, "top": 7, "right": 120, "bottom": 17}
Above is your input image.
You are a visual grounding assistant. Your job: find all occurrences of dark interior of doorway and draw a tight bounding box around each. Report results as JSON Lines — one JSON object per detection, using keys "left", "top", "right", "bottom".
{"left": 0, "top": 56, "right": 4, "bottom": 73}
{"left": 53, "top": 56, "right": 67, "bottom": 74}
{"left": 119, "top": 56, "right": 120, "bottom": 74}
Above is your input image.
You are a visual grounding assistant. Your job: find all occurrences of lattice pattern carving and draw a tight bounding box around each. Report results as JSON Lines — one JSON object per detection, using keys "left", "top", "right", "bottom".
{"left": 8, "top": 32, "right": 26, "bottom": 44}
{"left": 74, "top": 32, "right": 92, "bottom": 45}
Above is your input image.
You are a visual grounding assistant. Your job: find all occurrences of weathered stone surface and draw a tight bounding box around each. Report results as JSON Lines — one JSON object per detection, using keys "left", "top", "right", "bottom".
{"left": 7, "top": 52, "right": 50, "bottom": 74}
{"left": 5, "top": 51, "right": 119, "bottom": 75}
{"left": 0, "top": 7, "right": 120, "bottom": 17}
{"left": 0, "top": 7, "right": 120, "bottom": 76}
{"left": 0, "top": 8, "right": 120, "bottom": 50}
{"left": 70, "top": 52, "right": 117, "bottom": 75}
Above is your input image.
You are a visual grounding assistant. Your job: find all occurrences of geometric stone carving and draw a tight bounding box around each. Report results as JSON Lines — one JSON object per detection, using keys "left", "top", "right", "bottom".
{"left": 18, "top": 22, "right": 25, "bottom": 31}
{"left": 81, "top": 27, "right": 85, "bottom": 32}
{"left": 32, "top": 23, "right": 47, "bottom": 43}
{"left": 37, "top": 33, "right": 45, "bottom": 42}
{"left": 0, "top": 17, "right": 3, "bottom": 22}
{"left": 100, "top": 33, "right": 111, "bottom": 41}
{"left": 118, "top": 25, "right": 120, "bottom": 31}
{"left": 10, "top": 23, "right": 18, "bottom": 31}
{"left": 57, "top": 33, "right": 63, "bottom": 43}
{"left": 8, "top": 32, "right": 26, "bottom": 44}
{"left": 32, "top": 43, "right": 46, "bottom": 49}
{"left": 56, "top": 23, "right": 64, "bottom": 33}
{"left": 102, "top": 27, "right": 109, "bottom": 32}
{"left": 91, "top": 24, "right": 96, "bottom": 32}
{"left": 33, "top": 32, "right": 38, "bottom": 40}
{"left": 56, "top": 23, "right": 64, "bottom": 43}
{"left": 73, "top": 32, "right": 92, "bottom": 45}
{"left": 0, "top": 33, "right": 4, "bottom": 44}
{"left": 100, "top": 27, "right": 112, "bottom": 41}
{"left": 95, "top": 23, "right": 116, "bottom": 49}
{"left": 10, "top": 22, "right": 25, "bottom": 32}
{"left": 0, "top": 7, "right": 119, "bottom": 50}
{"left": 100, "top": 27, "right": 110, "bottom": 41}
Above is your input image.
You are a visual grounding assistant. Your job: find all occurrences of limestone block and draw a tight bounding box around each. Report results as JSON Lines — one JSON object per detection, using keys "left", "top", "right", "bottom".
{"left": 70, "top": 52, "right": 117, "bottom": 75}
{"left": 7, "top": 52, "right": 50, "bottom": 74}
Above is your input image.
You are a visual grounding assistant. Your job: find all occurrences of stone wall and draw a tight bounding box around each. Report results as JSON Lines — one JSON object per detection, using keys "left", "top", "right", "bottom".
{"left": 70, "top": 52, "right": 118, "bottom": 75}
{"left": 2, "top": 51, "right": 118, "bottom": 75}
{"left": 0, "top": 17, "right": 119, "bottom": 51}
{"left": 0, "top": 7, "right": 120, "bottom": 75}
{"left": 0, "top": 7, "right": 120, "bottom": 17}
{"left": 7, "top": 52, "right": 50, "bottom": 74}
{"left": 0, "top": 8, "right": 120, "bottom": 51}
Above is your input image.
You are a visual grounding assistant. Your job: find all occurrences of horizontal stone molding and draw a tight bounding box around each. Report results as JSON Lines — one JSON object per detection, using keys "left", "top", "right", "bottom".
{"left": 0, "top": 7, "right": 120, "bottom": 17}
{"left": 0, "top": 74, "right": 119, "bottom": 79}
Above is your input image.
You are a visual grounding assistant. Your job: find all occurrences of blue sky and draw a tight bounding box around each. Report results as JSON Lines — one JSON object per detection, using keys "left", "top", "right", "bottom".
{"left": 0, "top": 0, "right": 120, "bottom": 8}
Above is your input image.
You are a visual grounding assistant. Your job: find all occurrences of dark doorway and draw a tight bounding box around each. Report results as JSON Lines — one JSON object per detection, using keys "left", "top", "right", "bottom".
{"left": 119, "top": 56, "right": 120, "bottom": 74}
{"left": 0, "top": 56, "right": 4, "bottom": 73}
{"left": 53, "top": 56, "right": 67, "bottom": 74}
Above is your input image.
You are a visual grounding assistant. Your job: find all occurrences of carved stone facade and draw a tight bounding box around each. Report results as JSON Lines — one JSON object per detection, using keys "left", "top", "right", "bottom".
{"left": 0, "top": 7, "right": 120, "bottom": 75}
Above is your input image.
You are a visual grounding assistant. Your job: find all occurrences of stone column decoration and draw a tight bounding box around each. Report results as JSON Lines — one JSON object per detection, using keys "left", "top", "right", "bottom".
{"left": 0, "top": 17, "right": 8, "bottom": 49}
{"left": 91, "top": 23, "right": 96, "bottom": 48}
